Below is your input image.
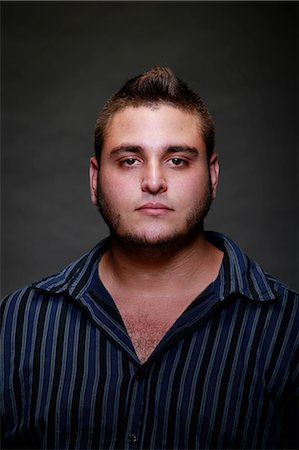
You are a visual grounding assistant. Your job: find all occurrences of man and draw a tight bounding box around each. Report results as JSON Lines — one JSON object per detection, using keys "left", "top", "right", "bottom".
{"left": 1, "top": 67, "right": 298, "bottom": 450}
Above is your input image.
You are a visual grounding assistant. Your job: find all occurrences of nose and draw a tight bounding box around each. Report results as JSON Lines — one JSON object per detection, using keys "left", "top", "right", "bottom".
{"left": 141, "top": 161, "right": 167, "bottom": 194}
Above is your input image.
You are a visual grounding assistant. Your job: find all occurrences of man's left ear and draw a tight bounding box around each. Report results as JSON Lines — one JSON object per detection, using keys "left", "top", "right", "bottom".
{"left": 89, "top": 156, "right": 99, "bottom": 206}
{"left": 209, "top": 152, "right": 219, "bottom": 200}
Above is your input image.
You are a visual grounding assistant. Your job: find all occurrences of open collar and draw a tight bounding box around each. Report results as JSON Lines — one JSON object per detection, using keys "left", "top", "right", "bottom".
{"left": 206, "top": 231, "right": 277, "bottom": 302}
{"left": 35, "top": 232, "right": 277, "bottom": 303}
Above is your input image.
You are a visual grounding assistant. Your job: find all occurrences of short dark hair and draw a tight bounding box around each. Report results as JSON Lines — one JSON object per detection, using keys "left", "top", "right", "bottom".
{"left": 94, "top": 66, "right": 215, "bottom": 164}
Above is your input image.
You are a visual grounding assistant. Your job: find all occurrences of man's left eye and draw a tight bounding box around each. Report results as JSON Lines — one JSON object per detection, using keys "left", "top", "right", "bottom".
{"left": 169, "top": 158, "right": 186, "bottom": 166}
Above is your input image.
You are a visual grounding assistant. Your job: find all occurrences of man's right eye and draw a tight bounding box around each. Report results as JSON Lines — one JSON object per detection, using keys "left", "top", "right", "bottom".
{"left": 120, "top": 158, "right": 139, "bottom": 167}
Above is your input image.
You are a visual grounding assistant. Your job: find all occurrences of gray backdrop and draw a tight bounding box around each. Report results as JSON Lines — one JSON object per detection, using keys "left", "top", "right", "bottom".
{"left": 2, "top": 1, "right": 298, "bottom": 296}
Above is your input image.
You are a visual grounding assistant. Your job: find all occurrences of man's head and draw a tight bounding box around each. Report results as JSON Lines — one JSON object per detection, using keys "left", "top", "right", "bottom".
{"left": 90, "top": 67, "right": 219, "bottom": 250}
{"left": 94, "top": 66, "right": 215, "bottom": 166}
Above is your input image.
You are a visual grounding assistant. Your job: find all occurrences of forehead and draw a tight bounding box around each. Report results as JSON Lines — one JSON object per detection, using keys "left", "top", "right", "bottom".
{"left": 103, "top": 105, "right": 205, "bottom": 151}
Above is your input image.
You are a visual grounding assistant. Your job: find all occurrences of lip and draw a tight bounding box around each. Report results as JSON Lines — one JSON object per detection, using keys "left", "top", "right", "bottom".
{"left": 136, "top": 202, "right": 173, "bottom": 215}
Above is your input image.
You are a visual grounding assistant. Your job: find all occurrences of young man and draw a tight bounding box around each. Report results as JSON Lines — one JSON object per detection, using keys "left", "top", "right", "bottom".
{"left": 1, "top": 67, "right": 298, "bottom": 450}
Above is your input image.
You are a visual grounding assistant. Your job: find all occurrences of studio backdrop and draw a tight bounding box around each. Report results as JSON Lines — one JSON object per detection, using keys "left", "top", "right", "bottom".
{"left": 2, "top": 1, "right": 298, "bottom": 295}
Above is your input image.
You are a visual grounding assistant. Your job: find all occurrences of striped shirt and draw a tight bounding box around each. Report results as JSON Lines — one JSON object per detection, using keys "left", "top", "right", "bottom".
{"left": 1, "top": 231, "right": 298, "bottom": 450}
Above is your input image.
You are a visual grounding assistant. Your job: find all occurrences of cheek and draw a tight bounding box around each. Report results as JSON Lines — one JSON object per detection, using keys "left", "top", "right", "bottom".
{"left": 99, "top": 171, "right": 136, "bottom": 204}
{"left": 173, "top": 173, "right": 209, "bottom": 201}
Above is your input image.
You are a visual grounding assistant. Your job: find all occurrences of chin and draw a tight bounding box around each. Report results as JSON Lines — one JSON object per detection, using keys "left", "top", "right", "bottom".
{"left": 112, "top": 223, "right": 203, "bottom": 250}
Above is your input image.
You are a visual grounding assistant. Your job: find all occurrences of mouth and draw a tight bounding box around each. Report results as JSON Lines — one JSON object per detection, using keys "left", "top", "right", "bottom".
{"left": 136, "top": 203, "right": 173, "bottom": 216}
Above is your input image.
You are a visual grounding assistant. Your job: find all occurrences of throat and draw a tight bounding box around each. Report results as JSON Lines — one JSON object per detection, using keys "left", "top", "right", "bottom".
{"left": 99, "top": 240, "right": 224, "bottom": 363}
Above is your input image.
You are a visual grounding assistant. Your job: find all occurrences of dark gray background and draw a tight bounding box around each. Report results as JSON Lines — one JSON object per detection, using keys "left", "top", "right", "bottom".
{"left": 2, "top": 1, "right": 298, "bottom": 296}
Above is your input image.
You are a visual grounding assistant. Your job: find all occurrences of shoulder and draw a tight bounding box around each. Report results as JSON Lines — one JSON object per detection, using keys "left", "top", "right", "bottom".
{"left": 263, "top": 273, "right": 299, "bottom": 325}
{"left": 207, "top": 230, "right": 298, "bottom": 301}
{"left": 0, "top": 283, "right": 63, "bottom": 343}
{"left": 1, "top": 238, "right": 110, "bottom": 327}
{"left": 266, "top": 273, "right": 298, "bottom": 301}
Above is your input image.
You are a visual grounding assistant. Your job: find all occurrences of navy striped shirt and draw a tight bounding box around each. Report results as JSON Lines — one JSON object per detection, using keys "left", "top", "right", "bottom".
{"left": 1, "top": 232, "right": 298, "bottom": 449}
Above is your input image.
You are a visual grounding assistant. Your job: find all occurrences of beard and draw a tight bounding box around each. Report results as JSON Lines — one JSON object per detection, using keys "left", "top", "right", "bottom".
{"left": 96, "top": 179, "right": 213, "bottom": 251}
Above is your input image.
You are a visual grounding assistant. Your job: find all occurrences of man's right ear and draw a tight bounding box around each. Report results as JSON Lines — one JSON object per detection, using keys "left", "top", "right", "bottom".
{"left": 89, "top": 156, "right": 99, "bottom": 206}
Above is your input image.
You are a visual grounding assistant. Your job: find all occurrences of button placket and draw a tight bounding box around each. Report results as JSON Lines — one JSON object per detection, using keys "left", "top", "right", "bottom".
{"left": 125, "top": 368, "right": 147, "bottom": 448}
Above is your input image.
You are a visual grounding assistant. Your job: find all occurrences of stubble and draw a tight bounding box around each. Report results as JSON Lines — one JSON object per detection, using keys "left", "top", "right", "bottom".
{"left": 96, "top": 177, "right": 213, "bottom": 251}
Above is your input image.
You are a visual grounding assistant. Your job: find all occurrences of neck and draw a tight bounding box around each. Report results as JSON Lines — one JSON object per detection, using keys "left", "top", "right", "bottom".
{"left": 99, "top": 231, "right": 223, "bottom": 294}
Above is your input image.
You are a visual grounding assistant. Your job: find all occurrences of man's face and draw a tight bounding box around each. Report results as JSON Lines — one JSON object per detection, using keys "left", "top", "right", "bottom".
{"left": 90, "top": 105, "right": 219, "bottom": 248}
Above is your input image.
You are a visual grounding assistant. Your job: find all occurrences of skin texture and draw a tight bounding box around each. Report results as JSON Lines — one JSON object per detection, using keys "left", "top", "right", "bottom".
{"left": 89, "top": 105, "right": 223, "bottom": 363}
{"left": 90, "top": 105, "right": 218, "bottom": 249}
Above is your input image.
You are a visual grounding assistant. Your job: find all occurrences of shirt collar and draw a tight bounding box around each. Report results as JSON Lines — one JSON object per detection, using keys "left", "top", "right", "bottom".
{"left": 205, "top": 231, "right": 277, "bottom": 302}
{"left": 35, "top": 232, "right": 277, "bottom": 303}
{"left": 35, "top": 238, "right": 110, "bottom": 298}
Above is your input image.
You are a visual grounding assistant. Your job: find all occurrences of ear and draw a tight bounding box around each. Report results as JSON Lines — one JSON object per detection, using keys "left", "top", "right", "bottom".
{"left": 89, "top": 156, "right": 99, "bottom": 206}
{"left": 209, "top": 152, "right": 219, "bottom": 200}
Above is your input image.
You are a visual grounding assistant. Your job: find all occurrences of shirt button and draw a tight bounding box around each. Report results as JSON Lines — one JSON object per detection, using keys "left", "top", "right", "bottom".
{"left": 128, "top": 433, "right": 138, "bottom": 443}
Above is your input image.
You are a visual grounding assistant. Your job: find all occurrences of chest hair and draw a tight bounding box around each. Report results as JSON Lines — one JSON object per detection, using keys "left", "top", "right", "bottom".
{"left": 120, "top": 306, "right": 185, "bottom": 364}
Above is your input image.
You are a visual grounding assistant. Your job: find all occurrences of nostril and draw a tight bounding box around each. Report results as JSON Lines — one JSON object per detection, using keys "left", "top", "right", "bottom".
{"left": 141, "top": 178, "right": 167, "bottom": 194}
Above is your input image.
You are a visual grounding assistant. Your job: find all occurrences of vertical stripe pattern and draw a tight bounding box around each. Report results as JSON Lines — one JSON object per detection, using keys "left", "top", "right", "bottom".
{"left": 1, "top": 232, "right": 298, "bottom": 449}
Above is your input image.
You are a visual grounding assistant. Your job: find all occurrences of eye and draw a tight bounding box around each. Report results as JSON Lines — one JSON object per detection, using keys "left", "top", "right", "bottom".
{"left": 120, "top": 158, "right": 140, "bottom": 167}
{"left": 167, "top": 157, "right": 188, "bottom": 167}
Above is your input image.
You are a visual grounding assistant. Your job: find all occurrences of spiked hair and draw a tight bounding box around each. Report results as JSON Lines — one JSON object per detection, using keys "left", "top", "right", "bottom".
{"left": 94, "top": 66, "right": 215, "bottom": 163}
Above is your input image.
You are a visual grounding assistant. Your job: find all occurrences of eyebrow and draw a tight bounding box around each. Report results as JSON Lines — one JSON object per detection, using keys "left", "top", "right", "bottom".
{"left": 109, "top": 145, "right": 199, "bottom": 158}
{"left": 109, "top": 146, "right": 143, "bottom": 158}
{"left": 166, "top": 146, "right": 199, "bottom": 156}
